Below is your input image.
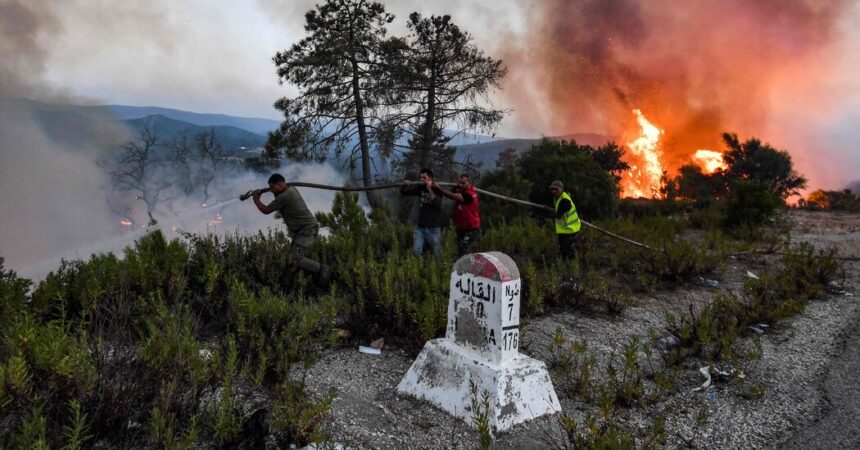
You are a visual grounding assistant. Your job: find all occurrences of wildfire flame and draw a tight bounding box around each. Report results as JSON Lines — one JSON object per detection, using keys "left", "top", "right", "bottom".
{"left": 622, "top": 109, "right": 665, "bottom": 198}
{"left": 693, "top": 149, "right": 727, "bottom": 174}
{"left": 207, "top": 213, "right": 223, "bottom": 227}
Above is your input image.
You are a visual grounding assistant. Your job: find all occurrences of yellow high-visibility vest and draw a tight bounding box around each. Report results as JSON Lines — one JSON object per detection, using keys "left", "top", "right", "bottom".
{"left": 555, "top": 192, "right": 581, "bottom": 234}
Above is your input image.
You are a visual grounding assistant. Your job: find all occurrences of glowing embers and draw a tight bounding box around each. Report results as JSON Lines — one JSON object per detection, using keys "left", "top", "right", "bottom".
{"left": 207, "top": 213, "right": 223, "bottom": 227}
{"left": 622, "top": 109, "right": 665, "bottom": 198}
{"left": 693, "top": 149, "right": 727, "bottom": 174}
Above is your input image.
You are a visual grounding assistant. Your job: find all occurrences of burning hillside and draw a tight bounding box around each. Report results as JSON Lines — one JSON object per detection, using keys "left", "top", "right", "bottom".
{"left": 501, "top": 0, "right": 853, "bottom": 196}
{"left": 620, "top": 109, "right": 727, "bottom": 198}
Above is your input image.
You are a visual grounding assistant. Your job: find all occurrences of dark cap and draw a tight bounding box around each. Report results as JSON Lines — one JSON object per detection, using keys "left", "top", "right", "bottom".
{"left": 548, "top": 180, "right": 564, "bottom": 190}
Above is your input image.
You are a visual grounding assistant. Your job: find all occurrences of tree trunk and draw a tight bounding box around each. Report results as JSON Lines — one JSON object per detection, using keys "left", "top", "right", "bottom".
{"left": 350, "top": 48, "right": 381, "bottom": 209}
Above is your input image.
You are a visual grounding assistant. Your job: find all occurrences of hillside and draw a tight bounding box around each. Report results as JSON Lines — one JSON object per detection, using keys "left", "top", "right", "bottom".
{"left": 4, "top": 99, "right": 267, "bottom": 155}
{"left": 107, "top": 104, "right": 281, "bottom": 136}
{"left": 9, "top": 97, "right": 619, "bottom": 168}
{"left": 123, "top": 114, "right": 267, "bottom": 154}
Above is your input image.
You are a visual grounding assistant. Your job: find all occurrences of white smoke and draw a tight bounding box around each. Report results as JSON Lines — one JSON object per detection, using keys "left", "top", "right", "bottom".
{"left": 0, "top": 0, "right": 346, "bottom": 281}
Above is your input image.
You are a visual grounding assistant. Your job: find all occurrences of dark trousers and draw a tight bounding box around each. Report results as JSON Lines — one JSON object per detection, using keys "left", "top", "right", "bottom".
{"left": 558, "top": 233, "right": 577, "bottom": 260}
{"left": 291, "top": 224, "right": 323, "bottom": 273}
{"left": 456, "top": 228, "right": 481, "bottom": 256}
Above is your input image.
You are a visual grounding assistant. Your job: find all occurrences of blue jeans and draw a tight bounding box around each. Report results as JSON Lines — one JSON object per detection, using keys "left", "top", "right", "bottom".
{"left": 413, "top": 227, "right": 442, "bottom": 257}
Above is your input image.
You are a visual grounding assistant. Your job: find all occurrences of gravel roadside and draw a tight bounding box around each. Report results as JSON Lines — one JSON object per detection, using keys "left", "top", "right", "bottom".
{"left": 300, "top": 211, "right": 860, "bottom": 449}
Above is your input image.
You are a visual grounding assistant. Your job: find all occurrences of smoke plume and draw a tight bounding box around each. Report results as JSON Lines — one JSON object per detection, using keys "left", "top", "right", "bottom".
{"left": 0, "top": 0, "right": 342, "bottom": 280}
{"left": 500, "top": 0, "right": 856, "bottom": 181}
{"left": 0, "top": 0, "right": 124, "bottom": 278}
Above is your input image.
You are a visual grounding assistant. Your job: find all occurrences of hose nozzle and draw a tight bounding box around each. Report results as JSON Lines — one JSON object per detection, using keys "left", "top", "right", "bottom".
{"left": 239, "top": 187, "right": 271, "bottom": 201}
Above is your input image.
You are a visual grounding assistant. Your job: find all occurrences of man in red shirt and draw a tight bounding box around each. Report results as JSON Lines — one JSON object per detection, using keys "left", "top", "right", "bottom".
{"left": 434, "top": 174, "right": 480, "bottom": 256}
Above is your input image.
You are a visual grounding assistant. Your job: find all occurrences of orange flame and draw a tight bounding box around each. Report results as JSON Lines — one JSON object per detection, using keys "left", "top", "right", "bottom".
{"left": 692, "top": 149, "right": 727, "bottom": 174}
{"left": 120, "top": 218, "right": 132, "bottom": 227}
{"left": 622, "top": 109, "right": 665, "bottom": 198}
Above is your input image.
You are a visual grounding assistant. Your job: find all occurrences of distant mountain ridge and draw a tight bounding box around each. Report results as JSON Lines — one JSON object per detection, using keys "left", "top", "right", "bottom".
{"left": 7, "top": 98, "right": 614, "bottom": 168}
{"left": 123, "top": 114, "right": 267, "bottom": 154}
{"left": 107, "top": 105, "right": 281, "bottom": 136}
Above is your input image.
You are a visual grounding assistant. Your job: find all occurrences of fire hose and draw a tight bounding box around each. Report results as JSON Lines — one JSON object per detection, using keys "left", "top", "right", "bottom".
{"left": 240, "top": 181, "right": 659, "bottom": 252}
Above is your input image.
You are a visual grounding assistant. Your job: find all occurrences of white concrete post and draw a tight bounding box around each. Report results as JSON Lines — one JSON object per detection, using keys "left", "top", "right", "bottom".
{"left": 398, "top": 252, "right": 560, "bottom": 432}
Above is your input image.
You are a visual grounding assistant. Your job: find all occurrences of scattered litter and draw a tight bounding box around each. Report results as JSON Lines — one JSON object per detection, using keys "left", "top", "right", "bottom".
{"left": 698, "top": 277, "right": 720, "bottom": 288}
{"left": 359, "top": 346, "right": 382, "bottom": 355}
{"left": 749, "top": 326, "right": 765, "bottom": 335}
{"left": 705, "top": 389, "right": 716, "bottom": 401}
{"left": 198, "top": 349, "right": 213, "bottom": 360}
{"left": 846, "top": 292, "right": 855, "bottom": 297}
{"left": 746, "top": 270, "right": 760, "bottom": 279}
{"left": 693, "top": 366, "right": 732, "bottom": 392}
{"left": 370, "top": 338, "right": 385, "bottom": 350}
{"left": 693, "top": 366, "right": 712, "bottom": 391}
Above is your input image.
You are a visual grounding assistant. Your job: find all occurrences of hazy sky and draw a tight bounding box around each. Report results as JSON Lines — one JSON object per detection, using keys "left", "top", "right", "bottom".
{"left": 8, "top": 0, "right": 860, "bottom": 188}
{"left": 38, "top": 0, "right": 532, "bottom": 129}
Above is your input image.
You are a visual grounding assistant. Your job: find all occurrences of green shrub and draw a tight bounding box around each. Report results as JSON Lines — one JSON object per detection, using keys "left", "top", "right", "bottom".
{"left": 469, "top": 380, "right": 494, "bottom": 449}
{"left": 268, "top": 381, "right": 334, "bottom": 447}
{"left": 479, "top": 169, "right": 534, "bottom": 226}
{"left": 0, "top": 258, "right": 31, "bottom": 328}
{"left": 62, "top": 399, "right": 93, "bottom": 450}
{"left": 210, "top": 337, "right": 241, "bottom": 445}
{"left": 724, "top": 180, "right": 782, "bottom": 231}
{"left": 603, "top": 337, "right": 647, "bottom": 407}
{"left": 665, "top": 243, "right": 841, "bottom": 363}
{"left": 744, "top": 243, "right": 839, "bottom": 323}
{"left": 559, "top": 413, "right": 634, "bottom": 450}
{"left": 548, "top": 328, "right": 595, "bottom": 401}
{"left": 519, "top": 139, "right": 620, "bottom": 220}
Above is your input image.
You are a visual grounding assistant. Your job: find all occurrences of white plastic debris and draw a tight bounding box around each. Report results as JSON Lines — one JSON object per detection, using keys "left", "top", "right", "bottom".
{"left": 693, "top": 366, "right": 712, "bottom": 391}
{"left": 359, "top": 346, "right": 382, "bottom": 355}
{"left": 199, "top": 349, "right": 213, "bottom": 360}
{"left": 746, "top": 270, "right": 760, "bottom": 279}
{"left": 698, "top": 277, "right": 720, "bottom": 287}
{"left": 749, "top": 326, "right": 764, "bottom": 335}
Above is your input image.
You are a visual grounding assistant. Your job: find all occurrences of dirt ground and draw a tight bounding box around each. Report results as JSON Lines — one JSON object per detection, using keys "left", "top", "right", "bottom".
{"left": 300, "top": 210, "right": 860, "bottom": 449}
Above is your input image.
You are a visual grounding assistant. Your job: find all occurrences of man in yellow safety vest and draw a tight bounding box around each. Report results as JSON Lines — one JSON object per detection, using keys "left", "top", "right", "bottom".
{"left": 549, "top": 180, "right": 581, "bottom": 260}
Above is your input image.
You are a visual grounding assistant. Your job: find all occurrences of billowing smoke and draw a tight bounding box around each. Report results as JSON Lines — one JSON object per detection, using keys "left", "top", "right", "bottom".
{"left": 500, "top": 0, "right": 856, "bottom": 185}
{"left": 0, "top": 0, "right": 126, "bottom": 278}
{"left": 0, "top": 0, "right": 342, "bottom": 280}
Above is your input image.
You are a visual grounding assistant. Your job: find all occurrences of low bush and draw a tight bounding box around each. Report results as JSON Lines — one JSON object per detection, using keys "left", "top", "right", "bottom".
{"left": 4, "top": 183, "right": 816, "bottom": 446}
{"left": 724, "top": 180, "right": 783, "bottom": 231}
{"left": 664, "top": 243, "right": 841, "bottom": 362}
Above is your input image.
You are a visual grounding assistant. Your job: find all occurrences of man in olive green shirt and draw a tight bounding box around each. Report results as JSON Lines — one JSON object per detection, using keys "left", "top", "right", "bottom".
{"left": 252, "top": 173, "right": 330, "bottom": 283}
